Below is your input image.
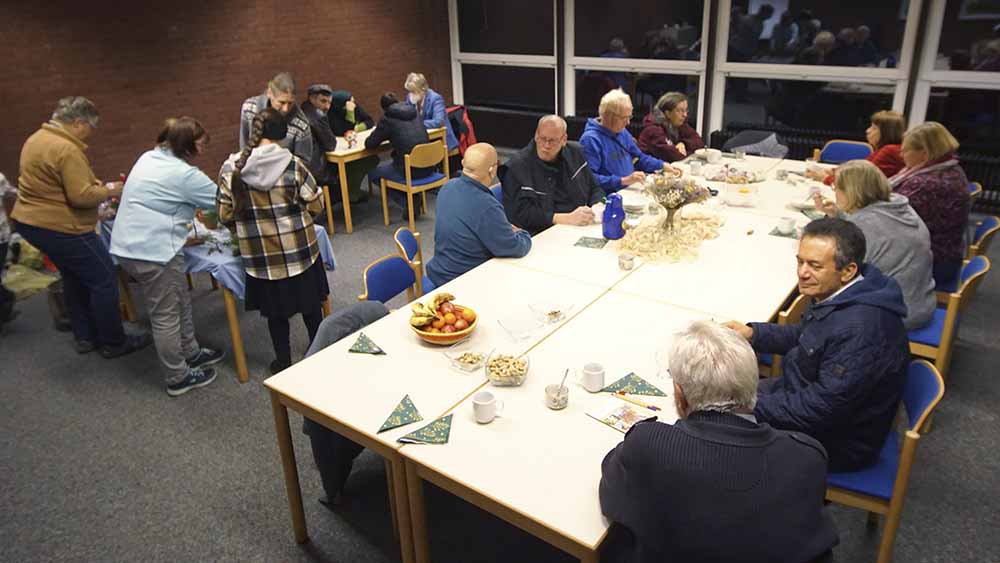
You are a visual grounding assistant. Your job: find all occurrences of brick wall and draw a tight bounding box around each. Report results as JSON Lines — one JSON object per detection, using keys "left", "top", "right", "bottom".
{"left": 1, "top": 0, "right": 451, "bottom": 183}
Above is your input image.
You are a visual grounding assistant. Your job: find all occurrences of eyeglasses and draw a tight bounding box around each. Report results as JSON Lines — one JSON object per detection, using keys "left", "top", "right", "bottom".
{"left": 536, "top": 135, "right": 564, "bottom": 146}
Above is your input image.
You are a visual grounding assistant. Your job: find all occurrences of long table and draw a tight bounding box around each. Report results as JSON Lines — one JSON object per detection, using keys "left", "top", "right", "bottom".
{"left": 266, "top": 154, "right": 827, "bottom": 561}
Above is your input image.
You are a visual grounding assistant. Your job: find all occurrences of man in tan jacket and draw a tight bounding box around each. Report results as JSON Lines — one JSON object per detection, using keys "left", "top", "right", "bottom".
{"left": 12, "top": 96, "right": 150, "bottom": 357}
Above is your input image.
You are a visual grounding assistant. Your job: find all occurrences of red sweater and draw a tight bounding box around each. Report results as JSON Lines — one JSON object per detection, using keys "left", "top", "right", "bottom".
{"left": 637, "top": 113, "right": 705, "bottom": 163}
{"left": 823, "top": 144, "right": 904, "bottom": 185}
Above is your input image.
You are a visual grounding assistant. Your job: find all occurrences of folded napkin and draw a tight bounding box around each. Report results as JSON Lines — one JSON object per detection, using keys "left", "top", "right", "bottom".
{"left": 397, "top": 414, "right": 453, "bottom": 445}
{"left": 768, "top": 227, "right": 799, "bottom": 239}
{"left": 349, "top": 332, "right": 385, "bottom": 355}
{"left": 602, "top": 373, "right": 668, "bottom": 397}
{"left": 378, "top": 395, "right": 423, "bottom": 433}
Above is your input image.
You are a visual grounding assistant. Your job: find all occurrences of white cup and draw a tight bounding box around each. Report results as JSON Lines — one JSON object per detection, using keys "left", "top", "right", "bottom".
{"left": 472, "top": 391, "right": 504, "bottom": 424}
{"left": 778, "top": 217, "right": 797, "bottom": 235}
{"left": 577, "top": 362, "right": 606, "bottom": 393}
{"left": 689, "top": 161, "right": 703, "bottom": 176}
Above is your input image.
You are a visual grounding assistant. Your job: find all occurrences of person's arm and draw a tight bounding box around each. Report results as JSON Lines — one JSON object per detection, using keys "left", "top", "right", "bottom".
{"left": 292, "top": 121, "right": 314, "bottom": 165}
{"left": 599, "top": 422, "right": 652, "bottom": 525}
{"left": 748, "top": 321, "right": 802, "bottom": 355}
{"left": 59, "top": 149, "right": 109, "bottom": 209}
{"left": 501, "top": 164, "right": 551, "bottom": 233}
{"left": 216, "top": 165, "right": 236, "bottom": 227}
{"left": 354, "top": 106, "right": 375, "bottom": 132}
{"left": 868, "top": 146, "right": 904, "bottom": 179}
{"left": 679, "top": 124, "right": 705, "bottom": 152}
{"left": 422, "top": 92, "right": 447, "bottom": 130}
{"left": 478, "top": 204, "right": 532, "bottom": 258}
{"left": 638, "top": 125, "right": 684, "bottom": 163}
{"left": 364, "top": 119, "right": 392, "bottom": 150}
{"left": 581, "top": 135, "right": 624, "bottom": 194}
{"left": 184, "top": 168, "right": 219, "bottom": 210}
{"left": 238, "top": 102, "right": 252, "bottom": 150}
{"left": 311, "top": 115, "right": 338, "bottom": 152}
{"left": 628, "top": 133, "right": 667, "bottom": 173}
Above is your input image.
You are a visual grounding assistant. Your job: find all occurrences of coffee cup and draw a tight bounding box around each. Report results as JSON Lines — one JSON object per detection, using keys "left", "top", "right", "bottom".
{"left": 778, "top": 217, "right": 797, "bottom": 235}
{"left": 544, "top": 384, "right": 569, "bottom": 410}
{"left": 577, "top": 362, "right": 606, "bottom": 393}
{"left": 472, "top": 391, "right": 504, "bottom": 424}
{"left": 689, "top": 161, "right": 703, "bottom": 176}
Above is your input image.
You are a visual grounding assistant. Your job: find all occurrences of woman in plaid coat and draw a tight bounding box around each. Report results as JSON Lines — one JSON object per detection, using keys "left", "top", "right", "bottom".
{"left": 218, "top": 108, "right": 328, "bottom": 374}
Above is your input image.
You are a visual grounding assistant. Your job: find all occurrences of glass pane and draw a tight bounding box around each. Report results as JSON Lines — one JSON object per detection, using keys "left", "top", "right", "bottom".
{"left": 575, "top": 1, "right": 705, "bottom": 61}
{"left": 934, "top": 0, "right": 1000, "bottom": 71}
{"left": 574, "top": 70, "right": 699, "bottom": 123}
{"left": 462, "top": 65, "right": 555, "bottom": 113}
{"left": 723, "top": 77, "right": 892, "bottom": 132}
{"left": 926, "top": 88, "right": 1000, "bottom": 154}
{"left": 459, "top": 0, "right": 553, "bottom": 55}
{"left": 726, "top": 0, "right": 909, "bottom": 68}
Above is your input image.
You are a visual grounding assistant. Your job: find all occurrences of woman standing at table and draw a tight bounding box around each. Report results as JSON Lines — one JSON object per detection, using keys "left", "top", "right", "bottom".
{"left": 403, "top": 72, "right": 458, "bottom": 153}
{"left": 111, "top": 117, "right": 224, "bottom": 396}
{"left": 890, "top": 122, "right": 970, "bottom": 289}
{"left": 218, "top": 108, "right": 328, "bottom": 375}
{"left": 327, "top": 90, "right": 379, "bottom": 204}
{"left": 806, "top": 110, "right": 906, "bottom": 185}
{"left": 637, "top": 92, "right": 705, "bottom": 163}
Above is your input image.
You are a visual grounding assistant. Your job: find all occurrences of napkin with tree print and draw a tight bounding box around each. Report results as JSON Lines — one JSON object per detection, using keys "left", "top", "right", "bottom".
{"left": 602, "top": 373, "right": 668, "bottom": 396}
{"left": 378, "top": 395, "right": 423, "bottom": 433}
{"left": 397, "top": 414, "right": 453, "bottom": 444}
{"left": 349, "top": 332, "right": 385, "bottom": 354}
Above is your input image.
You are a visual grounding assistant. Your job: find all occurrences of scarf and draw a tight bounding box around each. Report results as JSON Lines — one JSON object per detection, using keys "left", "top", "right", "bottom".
{"left": 888, "top": 155, "right": 960, "bottom": 189}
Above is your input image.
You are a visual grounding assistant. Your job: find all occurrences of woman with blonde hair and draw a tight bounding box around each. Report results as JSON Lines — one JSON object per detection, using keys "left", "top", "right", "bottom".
{"left": 403, "top": 72, "right": 458, "bottom": 152}
{"left": 806, "top": 110, "right": 906, "bottom": 185}
{"left": 816, "top": 159, "right": 935, "bottom": 329}
{"left": 889, "top": 121, "right": 969, "bottom": 288}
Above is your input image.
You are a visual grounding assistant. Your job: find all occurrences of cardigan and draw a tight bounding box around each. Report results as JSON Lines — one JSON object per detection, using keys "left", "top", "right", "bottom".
{"left": 892, "top": 157, "right": 970, "bottom": 264}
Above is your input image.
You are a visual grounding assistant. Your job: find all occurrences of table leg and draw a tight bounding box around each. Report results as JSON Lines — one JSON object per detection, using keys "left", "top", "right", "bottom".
{"left": 323, "top": 185, "right": 335, "bottom": 236}
{"left": 222, "top": 288, "right": 249, "bottom": 383}
{"left": 390, "top": 456, "right": 416, "bottom": 563}
{"left": 270, "top": 392, "right": 308, "bottom": 544}
{"left": 338, "top": 162, "right": 353, "bottom": 234}
{"left": 580, "top": 551, "right": 599, "bottom": 563}
{"left": 405, "top": 459, "right": 430, "bottom": 563}
{"left": 385, "top": 459, "right": 400, "bottom": 540}
{"left": 322, "top": 296, "right": 331, "bottom": 317}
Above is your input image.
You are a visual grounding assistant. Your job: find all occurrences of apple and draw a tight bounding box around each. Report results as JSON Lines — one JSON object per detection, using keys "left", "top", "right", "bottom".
{"left": 454, "top": 318, "right": 469, "bottom": 330}
{"left": 440, "top": 302, "right": 455, "bottom": 314}
{"left": 441, "top": 325, "right": 457, "bottom": 334}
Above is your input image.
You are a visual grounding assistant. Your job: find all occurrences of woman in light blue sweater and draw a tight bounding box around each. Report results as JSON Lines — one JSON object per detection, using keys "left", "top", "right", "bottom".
{"left": 110, "top": 117, "right": 225, "bottom": 397}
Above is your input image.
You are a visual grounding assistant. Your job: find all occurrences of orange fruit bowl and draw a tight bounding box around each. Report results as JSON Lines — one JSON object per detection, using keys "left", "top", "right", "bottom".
{"left": 410, "top": 305, "right": 478, "bottom": 345}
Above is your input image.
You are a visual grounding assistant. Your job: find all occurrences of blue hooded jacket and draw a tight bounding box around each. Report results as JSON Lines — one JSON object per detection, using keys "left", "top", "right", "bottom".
{"left": 751, "top": 264, "right": 910, "bottom": 472}
{"left": 579, "top": 117, "right": 665, "bottom": 194}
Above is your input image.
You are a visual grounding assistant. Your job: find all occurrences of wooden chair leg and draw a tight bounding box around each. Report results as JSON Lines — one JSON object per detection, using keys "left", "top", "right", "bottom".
{"left": 117, "top": 268, "right": 137, "bottom": 322}
{"left": 421, "top": 192, "right": 428, "bottom": 215}
{"left": 323, "top": 185, "right": 335, "bottom": 235}
{"left": 210, "top": 276, "right": 219, "bottom": 291}
{"left": 407, "top": 191, "right": 416, "bottom": 232}
{"left": 382, "top": 179, "right": 391, "bottom": 226}
{"left": 322, "top": 296, "right": 331, "bottom": 317}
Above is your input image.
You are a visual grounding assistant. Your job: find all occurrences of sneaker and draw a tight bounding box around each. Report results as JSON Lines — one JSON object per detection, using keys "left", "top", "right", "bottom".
{"left": 99, "top": 332, "right": 153, "bottom": 359}
{"left": 187, "top": 347, "right": 225, "bottom": 369}
{"left": 75, "top": 339, "right": 96, "bottom": 354}
{"left": 166, "top": 367, "right": 217, "bottom": 397}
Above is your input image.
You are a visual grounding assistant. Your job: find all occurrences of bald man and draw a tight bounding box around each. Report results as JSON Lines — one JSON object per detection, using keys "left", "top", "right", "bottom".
{"left": 502, "top": 115, "right": 603, "bottom": 235}
{"left": 425, "top": 143, "right": 532, "bottom": 288}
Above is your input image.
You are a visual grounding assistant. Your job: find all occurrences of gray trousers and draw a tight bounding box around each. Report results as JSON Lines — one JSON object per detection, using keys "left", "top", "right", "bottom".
{"left": 118, "top": 255, "right": 199, "bottom": 385}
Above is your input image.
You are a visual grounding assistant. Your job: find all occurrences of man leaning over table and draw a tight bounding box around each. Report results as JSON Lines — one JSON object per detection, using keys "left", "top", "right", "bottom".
{"left": 724, "top": 218, "right": 910, "bottom": 472}
{"left": 579, "top": 88, "right": 678, "bottom": 195}
{"left": 600, "top": 320, "right": 838, "bottom": 563}
{"left": 239, "top": 72, "right": 313, "bottom": 170}
{"left": 300, "top": 83, "right": 341, "bottom": 195}
{"left": 501, "top": 115, "right": 603, "bottom": 235}
{"left": 424, "top": 143, "right": 531, "bottom": 291}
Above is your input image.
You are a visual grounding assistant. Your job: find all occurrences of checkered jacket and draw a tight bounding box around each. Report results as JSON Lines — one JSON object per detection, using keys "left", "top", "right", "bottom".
{"left": 217, "top": 153, "right": 323, "bottom": 281}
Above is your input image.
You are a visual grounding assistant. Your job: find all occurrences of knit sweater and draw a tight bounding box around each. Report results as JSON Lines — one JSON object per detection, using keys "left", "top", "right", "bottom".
{"left": 892, "top": 157, "right": 970, "bottom": 264}
{"left": 600, "top": 412, "right": 838, "bottom": 563}
{"left": 637, "top": 113, "right": 705, "bottom": 163}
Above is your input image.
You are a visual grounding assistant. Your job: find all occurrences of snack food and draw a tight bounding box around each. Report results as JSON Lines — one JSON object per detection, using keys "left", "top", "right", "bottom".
{"left": 486, "top": 354, "right": 529, "bottom": 386}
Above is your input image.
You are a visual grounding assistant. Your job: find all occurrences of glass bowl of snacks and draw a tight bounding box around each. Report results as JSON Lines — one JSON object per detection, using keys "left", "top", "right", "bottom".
{"left": 485, "top": 352, "right": 530, "bottom": 387}
{"left": 442, "top": 342, "right": 488, "bottom": 373}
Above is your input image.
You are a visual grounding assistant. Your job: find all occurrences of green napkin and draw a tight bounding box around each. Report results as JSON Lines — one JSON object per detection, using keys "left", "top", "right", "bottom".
{"left": 769, "top": 227, "right": 799, "bottom": 239}
{"left": 397, "top": 414, "right": 453, "bottom": 444}
{"left": 800, "top": 208, "right": 825, "bottom": 221}
{"left": 349, "top": 332, "right": 385, "bottom": 355}
{"left": 575, "top": 236, "right": 608, "bottom": 249}
{"left": 378, "top": 395, "right": 423, "bottom": 433}
{"left": 602, "top": 373, "right": 668, "bottom": 396}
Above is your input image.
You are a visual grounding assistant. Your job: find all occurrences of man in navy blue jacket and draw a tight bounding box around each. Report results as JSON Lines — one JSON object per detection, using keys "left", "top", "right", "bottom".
{"left": 725, "top": 218, "right": 910, "bottom": 471}
{"left": 579, "top": 88, "right": 678, "bottom": 194}
{"left": 425, "top": 143, "right": 532, "bottom": 288}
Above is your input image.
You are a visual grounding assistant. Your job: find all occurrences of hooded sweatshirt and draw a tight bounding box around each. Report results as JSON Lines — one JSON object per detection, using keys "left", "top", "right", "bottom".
{"left": 751, "top": 265, "right": 910, "bottom": 472}
{"left": 365, "top": 102, "right": 432, "bottom": 177}
{"left": 579, "top": 118, "right": 664, "bottom": 194}
{"left": 846, "top": 193, "right": 936, "bottom": 330}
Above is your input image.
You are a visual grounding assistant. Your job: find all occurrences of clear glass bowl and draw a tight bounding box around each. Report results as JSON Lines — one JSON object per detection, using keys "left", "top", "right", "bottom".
{"left": 485, "top": 352, "right": 530, "bottom": 387}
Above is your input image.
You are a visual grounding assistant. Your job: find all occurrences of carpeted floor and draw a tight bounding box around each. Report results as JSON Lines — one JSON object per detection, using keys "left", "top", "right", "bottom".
{"left": 2, "top": 194, "right": 998, "bottom": 562}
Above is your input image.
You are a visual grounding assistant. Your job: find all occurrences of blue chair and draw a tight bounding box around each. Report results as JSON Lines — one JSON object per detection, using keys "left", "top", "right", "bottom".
{"left": 826, "top": 360, "right": 945, "bottom": 563}
{"left": 357, "top": 254, "right": 417, "bottom": 303}
{"left": 758, "top": 294, "right": 808, "bottom": 377}
{"left": 968, "top": 215, "right": 998, "bottom": 259}
{"left": 968, "top": 181, "right": 982, "bottom": 203}
{"left": 490, "top": 184, "right": 503, "bottom": 203}
{"left": 393, "top": 226, "right": 431, "bottom": 297}
{"left": 381, "top": 139, "right": 449, "bottom": 231}
{"left": 911, "top": 256, "right": 991, "bottom": 380}
{"left": 813, "top": 140, "right": 873, "bottom": 164}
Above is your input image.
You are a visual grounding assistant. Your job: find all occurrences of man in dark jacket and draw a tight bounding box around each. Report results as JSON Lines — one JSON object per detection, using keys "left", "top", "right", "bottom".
{"left": 725, "top": 218, "right": 910, "bottom": 472}
{"left": 600, "top": 320, "right": 838, "bottom": 563}
{"left": 301, "top": 84, "right": 338, "bottom": 187}
{"left": 501, "top": 115, "right": 603, "bottom": 235}
{"left": 365, "top": 92, "right": 432, "bottom": 214}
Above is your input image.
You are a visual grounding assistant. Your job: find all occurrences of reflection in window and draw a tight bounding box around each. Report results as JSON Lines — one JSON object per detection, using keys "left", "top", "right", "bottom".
{"left": 934, "top": 0, "right": 1000, "bottom": 71}
{"left": 723, "top": 77, "right": 892, "bottom": 133}
{"left": 458, "top": 0, "right": 553, "bottom": 56}
{"left": 462, "top": 65, "right": 555, "bottom": 113}
{"left": 926, "top": 88, "right": 1000, "bottom": 154}
{"left": 574, "top": 70, "right": 699, "bottom": 125}
{"left": 727, "top": 0, "right": 908, "bottom": 68}
{"left": 575, "top": 1, "right": 704, "bottom": 61}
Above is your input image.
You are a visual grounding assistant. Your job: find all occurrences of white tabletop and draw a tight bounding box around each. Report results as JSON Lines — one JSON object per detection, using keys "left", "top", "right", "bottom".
{"left": 400, "top": 291, "right": 706, "bottom": 549}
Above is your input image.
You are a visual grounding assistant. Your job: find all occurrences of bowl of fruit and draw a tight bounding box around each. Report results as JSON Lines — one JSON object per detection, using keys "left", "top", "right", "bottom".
{"left": 409, "top": 293, "right": 478, "bottom": 345}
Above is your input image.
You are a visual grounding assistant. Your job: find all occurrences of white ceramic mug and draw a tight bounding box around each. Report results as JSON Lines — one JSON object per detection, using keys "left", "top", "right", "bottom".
{"left": 778, "top": 217, "right": 797, "bottom": 235}
{"left": 577, "top": 362, "right": 605, "bottom": 393}
{"left": 473, "top": 391, "right": 504, "bottom": 424}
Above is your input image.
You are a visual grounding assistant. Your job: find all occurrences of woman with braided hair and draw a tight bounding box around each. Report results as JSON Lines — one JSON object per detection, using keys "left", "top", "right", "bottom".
{"left": 218, "top": 108, "right": 328, "bottom": 374}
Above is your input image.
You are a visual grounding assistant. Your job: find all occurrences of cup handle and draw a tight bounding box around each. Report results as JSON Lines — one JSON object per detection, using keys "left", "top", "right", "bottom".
{"left": 495, "top": 400, "right": 504, "bottom": 416}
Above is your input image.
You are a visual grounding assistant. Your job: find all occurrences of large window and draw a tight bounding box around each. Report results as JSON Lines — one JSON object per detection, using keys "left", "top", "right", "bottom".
{"left": 458, "top": 0, "right": 553, "bottom": 55}
{"left": 463, "top": 65, "right": 556, "bottom": 113}
{"left": 574, "top": 71, "right": 699, "bottom": 122}
{"left": 933, "top": 0, "right": 1000, "bottom": 71}
{"left": 574, "top": 0, "right": 705, "bottom": 61}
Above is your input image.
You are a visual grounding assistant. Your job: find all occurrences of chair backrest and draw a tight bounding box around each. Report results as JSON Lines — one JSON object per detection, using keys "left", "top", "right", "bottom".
{"left": 971, "top": 216, "right": 999, "bottom": 257}
{"left": 819, "top": 140, "right": 873, "bottom": 164}
{"left": 407, "top": 139, "right": 446, "bottom": 169}
{"left": 393, "top": 227, "right": 421, "bottom": 262}
{"left": 427, "top": 127, "right": 446, "bottom": 143}
{"left": 956, "top": 256, "right": 991, "bottom": 308}
{"left": 778, "top": 294, "right": 809, "bottom": 325}
{"left": 490, "top": 184, "right": 503, "bottom": 203}
{"left": 358, "top": 254, "right": 417, "bottom": 303}
{"left": 968, "top": 182, "right": 983, "bottom": 201}
{"left": 901, "top": 360, "right": 945, "bottom": 433}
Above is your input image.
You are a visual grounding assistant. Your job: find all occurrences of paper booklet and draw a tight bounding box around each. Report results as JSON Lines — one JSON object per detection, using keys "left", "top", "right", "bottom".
{"left": 586, "top": 397, "right": 657, "bottom": 434}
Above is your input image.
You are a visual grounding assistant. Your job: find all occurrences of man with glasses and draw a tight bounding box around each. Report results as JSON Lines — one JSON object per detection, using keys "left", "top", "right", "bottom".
{"left": 501, "top": 115, "right": 603, "bottom": 234}
{"left": 580, "top": 88, "right": 678, "bottom": 195}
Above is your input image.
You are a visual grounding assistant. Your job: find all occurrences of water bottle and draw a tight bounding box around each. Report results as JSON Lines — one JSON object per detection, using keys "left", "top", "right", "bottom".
{"left": 602, "top": 193, "right": 625, "bottom": 240}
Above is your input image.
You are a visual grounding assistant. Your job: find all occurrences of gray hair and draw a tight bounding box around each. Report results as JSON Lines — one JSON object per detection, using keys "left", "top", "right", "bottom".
{"left": 669, "top": 320, "right": 759, "bottom": 413}
{"left": 537, "top": 115, "right": 567, "bottom": 133}
{"left": 51, "top": 96, "right": 99, "bottom": 128}
{"left": 267, "top": 72, "right": 296, "bottom": 95}
{"left": 404, "top": 72, "right": 429, "bottom": 94}
{"left": 598, "top": 88, "right": 632, "bottom": 117}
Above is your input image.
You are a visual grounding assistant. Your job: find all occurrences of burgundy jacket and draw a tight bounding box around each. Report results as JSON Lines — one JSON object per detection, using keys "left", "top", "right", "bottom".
{"left": 893, "top": 157, "right": 970, "bottom": 264}
{"left": 637, "top": 113, "right": 705, "bottom": 163}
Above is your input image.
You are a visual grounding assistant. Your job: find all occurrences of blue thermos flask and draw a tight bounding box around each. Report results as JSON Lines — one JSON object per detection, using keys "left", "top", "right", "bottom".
{"left": 602, "top": 193, "right": 625, "bottom": 240}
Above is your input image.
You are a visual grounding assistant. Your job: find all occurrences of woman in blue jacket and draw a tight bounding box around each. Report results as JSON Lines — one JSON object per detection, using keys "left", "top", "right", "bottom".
{"left": 404, "top": 72, "right": 458, "bottom": 153}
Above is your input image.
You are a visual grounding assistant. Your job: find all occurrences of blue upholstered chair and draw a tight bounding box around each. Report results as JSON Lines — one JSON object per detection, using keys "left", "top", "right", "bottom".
{"left": 812, "top": 140, "right": 873, "bottom": 164}
{"left": 826, "top": 359, "right": 945, "bottom": 563}
{"left": 380, "top": 139, "right": 449, "bottom": 231}
{"left": 393, "top": 227, "right": 432, "bottom": 297}
{"left": 910, "top": 256, "right": 991, "bottom": 380}
{"left": 968, "top": 181, "right": 982, "bottom": 203}
{"left": 968, "top": 215, "right": 998, "bottom": 259}
{"left": 758, "top": 294, "right": 808, "bottom": 377}
{"left": 357, "top": 254, "right": 417, "bottom": 303}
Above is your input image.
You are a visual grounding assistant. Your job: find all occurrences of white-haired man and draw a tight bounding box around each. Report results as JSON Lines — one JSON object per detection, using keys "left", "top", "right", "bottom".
{"left": 239, "top": 72, "right": 313, "bottom": 167}
{"left": 599, "top": 320, "right": 838, "bottom": 563}
{"left": 579, "top": 88, "right": 677, "bottom": 195}
{"left": 501, "top": 115, "right": 603, "bottom": 234}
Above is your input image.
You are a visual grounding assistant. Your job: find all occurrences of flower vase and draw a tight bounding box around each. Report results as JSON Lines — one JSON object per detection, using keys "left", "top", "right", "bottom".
{"left": 664, "top": 208, "right": 678, "bottom": 231}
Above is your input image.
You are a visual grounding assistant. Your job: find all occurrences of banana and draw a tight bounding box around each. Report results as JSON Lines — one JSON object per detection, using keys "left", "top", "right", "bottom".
{"left": 431, "top": 292, "right": 456, "bottom": 311}
{"left": 410, "top": 314, "right": 435, "bottom": 327}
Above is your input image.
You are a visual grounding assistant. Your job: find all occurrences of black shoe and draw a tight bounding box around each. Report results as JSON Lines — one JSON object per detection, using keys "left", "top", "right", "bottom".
{"left": 54, "top": 317, "right": 73, "bottom": 332}
{"left": 166, "top": 367, "right": 217, "bottom": 397}
{"left": 270, "top": 359, "right": 291, "bottom": 375}
{"left": 186, "top": 347, "right": 225, "bottom": 369}
{"left": 99, "top": 332, "right": 153, "bottom": 359}
{"left": 75, "top": 339, "right": 96, "bottom": 354}
{"left": 318, "top": 493, "right": 344, "bottom": 510}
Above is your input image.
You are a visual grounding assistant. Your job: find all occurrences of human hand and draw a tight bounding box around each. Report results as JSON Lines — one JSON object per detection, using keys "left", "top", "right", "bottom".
{"left": 105, "top": 181, "right": 124, "bottom": 199}
{"left": 721, "top": 320, "right": 753, "bottom": 340}
{"left": 676, "top": 143, "right": 687, "bottom": 156}
{"left": 813, "top": 193, "right": 838, "bottom": 217}
{"left": 621, "top": 171, "right": 646, "bottom": 186}
{"left": 344, "top": 129, "right": 356, "bottom": 141}
{"left": 804, "top": 168, "right": 827, "bottom": 181}
{"left": 512, "top": 224, "right": 523, "bottom": 233}
{"left": 555, "top": 206, "right": 596, "bottom": 226}
{"left": 662, "top": 163, "right": 681, "bottom": 176}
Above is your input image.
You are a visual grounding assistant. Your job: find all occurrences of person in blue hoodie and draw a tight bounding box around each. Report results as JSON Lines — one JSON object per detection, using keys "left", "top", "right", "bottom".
{"left": 724, "top": 218, "right": 910, "bottom": 472}
{"left": 579, "top": 88, "right": 679, "bottom": 194}
{"left": 425, "top": 143, "right": 532, "bottom": 289}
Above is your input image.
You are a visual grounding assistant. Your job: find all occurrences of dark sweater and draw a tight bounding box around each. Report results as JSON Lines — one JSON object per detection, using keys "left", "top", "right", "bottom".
{"left": 329, "top": 104, "right": 375, "bottom": 137}
{"left": 365, "top": 102, "right": 432, "bottom": 178}
{"left": 600, "top": 412, "right": 838, "bottom": 563}
{"left": 637, "top": 113, "right": 706, "bottom": 163}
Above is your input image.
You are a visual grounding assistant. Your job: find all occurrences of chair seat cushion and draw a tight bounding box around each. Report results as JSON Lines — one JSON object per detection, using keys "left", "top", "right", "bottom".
{"left": 387, "top": 172, "right": 446, "bottom": 187}
{"left": 827, "top": 431, "right": 900, "bottom": 500}
{"left": 759, "top": 353, "right": 773, "bottom": 366}
{"left": 907, "top": 308, "right": 951, "bottom": 348}
{"left": 935, "top": 278, "right": 958, "bottom": 294}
